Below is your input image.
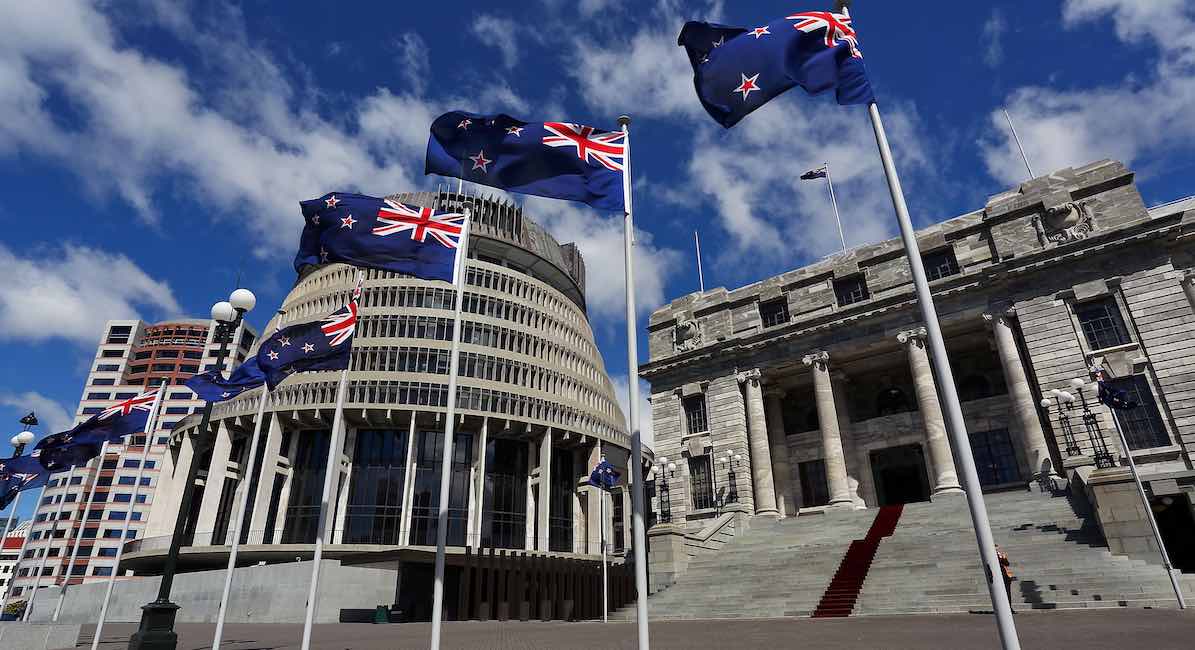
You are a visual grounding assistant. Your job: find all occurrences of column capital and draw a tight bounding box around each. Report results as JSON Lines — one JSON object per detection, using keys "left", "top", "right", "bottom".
{"left": 896, "top": 326, "right": 928, "bottom": 345}
{"left": 802, "top": 351, "right": 830, "bottom": 370}
{"left": 1183, "top": 272, "right": 1195, "bottom": 287}
{"left": 736, "top": 368, "right": 762, "bottom": 385}
{"left": 982, "top": 305, "right": 1017, "bottom": 327}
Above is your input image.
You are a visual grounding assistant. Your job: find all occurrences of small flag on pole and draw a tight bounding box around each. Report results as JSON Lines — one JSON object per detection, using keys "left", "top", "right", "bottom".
{"left": 588, "top": 458, "right": 621, "bottom": 491}
{"left": 801, "top": 165, "right": 829, "bottom": 180}
{"left": 1097, "top": 376, "right": 1139, "bottom": 411}
{"left": 32, "top": 389, "right": 161, "bottom": 472}
{"left": 0, "top": 455, "right": 48, "bottom": 509}
{"left": 425, "top": 111, "right": 625, "bottom": 211}
{"left": 678, "top": 9, "right": 874, "bottom": 128}
{"left": 295, "top": 193, "right": 466, "bottom": 283}
{"left": 185, "top": 357, "right": 267, "bottom": 403}
{"left": 256, "top": 283, "right": 361, "bottom": 390}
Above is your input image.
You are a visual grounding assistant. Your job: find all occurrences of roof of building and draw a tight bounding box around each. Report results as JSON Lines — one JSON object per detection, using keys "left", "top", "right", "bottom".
{"left": 2, "top": 520, "right": 30, "bottom": 549}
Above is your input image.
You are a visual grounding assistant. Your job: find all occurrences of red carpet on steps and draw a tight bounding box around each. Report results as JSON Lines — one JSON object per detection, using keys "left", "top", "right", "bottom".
{"left": 811, "top": 504, "right": 904, "bottom": 618}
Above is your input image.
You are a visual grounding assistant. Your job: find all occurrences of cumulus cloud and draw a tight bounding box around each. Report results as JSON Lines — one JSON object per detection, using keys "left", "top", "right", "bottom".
{"left": 611, "top": 375, "right": 654, "bottom": 447}
{"left": 982, "top": 0, "right": 1195, "bottom": 185}
{"left": 0, "top": 392, "right": 76, "bottom": 437}
{"left": 470, "top": 14, "right": 522, "bottom": 69}
{"left": 981, "top": 10, "right": 1006, "bottom": 68}
{"left": 0, "top": 243, "right": 181, "bottom": 345}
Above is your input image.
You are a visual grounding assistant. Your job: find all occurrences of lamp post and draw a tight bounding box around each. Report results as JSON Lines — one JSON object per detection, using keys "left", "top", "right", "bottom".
{"left": 0, "top": 424, "right": 37, "bottom": 618}
{"left": 654, "top": 458, "right": 675, "bottom": 524}
{"left": 129, "top": 288, "right": 254, "bottom": 650}
{"left": 717, "top": 450, "right": 743, "bottom": 508}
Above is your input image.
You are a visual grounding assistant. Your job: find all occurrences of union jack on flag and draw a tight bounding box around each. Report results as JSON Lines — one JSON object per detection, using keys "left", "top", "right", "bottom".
{"left": 98, "top": 389, "right": 159, "bottom": 420}
{"left": 542, "top": 123, "right": 627, "bottom": 172}
{"left": 788, "top": 11, "right": 862, "bottom": 58}
{"left": 373, "top": 201, "right": 466, "bottom": 249}
{"left": 321, "top": 278, "right": 363, "bottom": 347}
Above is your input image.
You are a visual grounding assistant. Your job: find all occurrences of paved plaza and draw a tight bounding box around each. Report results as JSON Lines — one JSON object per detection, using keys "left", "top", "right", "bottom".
{"left": 74, "top": 610, "right": 1195, "bottom": 650}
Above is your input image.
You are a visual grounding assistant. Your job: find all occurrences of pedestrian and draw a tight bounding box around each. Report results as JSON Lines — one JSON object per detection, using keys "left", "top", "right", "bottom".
{"left": 996, "top": 544, "right": 1015, "bottom": 613}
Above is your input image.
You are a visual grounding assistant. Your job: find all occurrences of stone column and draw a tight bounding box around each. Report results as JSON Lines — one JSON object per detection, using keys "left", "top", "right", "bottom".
{"left": 763, "top": 389, "right": 797, "bottom": 516}
{"left": 985, "top": 310, "right": 1060, "bottom": 481}
{"left": 537, "top": 429, "right": 553, "bottom": 551}
{"left": 737, "top": 369, "right": 779, "bottom": 517}
{"left": 803, "top": 352, "right": 853, "bottom": 507}
{"left": 830, "top": 371, "right": 866, "bottom": 508}
{"left": 1183, "top": 273, "right": 1195, "bottom": 314}
{"left": 247, "top": 414, "right": 282, "bottom": 544}
{"left": 331, "top": 425, "right": 355, "bottom": 544}
{"left": 898, "top": 327, "right": 963, "bottom": 495}
{"left": 193, "top": 420, "right": 234, "bottom": 545}
{"left": 468, "top": 418, "right": 489, "bottom": 549}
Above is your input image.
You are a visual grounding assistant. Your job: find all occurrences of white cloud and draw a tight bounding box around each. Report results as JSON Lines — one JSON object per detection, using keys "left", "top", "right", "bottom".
{"left": 982, "top": 0, "right": 1195, "bottom": 185}
{"left": 981, "top": 10, "right": 1006, "bottom": 68}
{"left": 470, "top": 14, "right": 521, "bottom": 69}
{"left": 611, "top": 375, "right": 653, "bottom": 448}
{"left": 0, "top": 243, "right": 181, "bottom": 345}
{"left": 394, "top": 32, "right": 431, "bottom": 92}
{"left": 0, "top": 392, "right": 75, "bottom": 437}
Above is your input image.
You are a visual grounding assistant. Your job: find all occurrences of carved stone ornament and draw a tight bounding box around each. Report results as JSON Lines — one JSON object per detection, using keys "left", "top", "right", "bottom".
{"left": 802, "top": 350, "right": 830, "bottom": 370}
{"left": 673, "top": 318, "right": 703, "bottom": 352}
{"left": 896, "top": 326, "right": 928, "bottom": 345}
{"left": 1032, "top": 201, "right": 1095, "bottom": 246}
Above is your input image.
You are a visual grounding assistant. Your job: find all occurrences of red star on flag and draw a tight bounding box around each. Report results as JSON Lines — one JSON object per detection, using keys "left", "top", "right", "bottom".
{"left": 325, "top": 195, "right": 340, "bottom": 209}
{"left": 750, "top": 26, "right": 771, "bottom": 39}
{"left": 340, "top": 214, "right": 357, "bottom": 229}
{"left": 506, "top": 126, "right": 524, "bottom": 137}
{"left": 458, "top": 119, "right": 472, "bottom": 130}
{"left": 734, "top": 73, "right": 761, "bottom": 100}
{"left": 470, "top": 150, "right": 492, "bottom": 173}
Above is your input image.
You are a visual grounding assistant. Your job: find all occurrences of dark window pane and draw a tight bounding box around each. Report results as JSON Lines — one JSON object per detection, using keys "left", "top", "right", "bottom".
{"left": 799, "top": 460, "right": 830, "bottom": 507}
{"left": 409, "top": 430, "right": 472, "bottom": 547}
{"left": 281, "top": 430, "right": 332, "bottom": 544}
{"left": 922, "top": 248, "right": 961, "bottom": 281}
{"left": 1075, "top": 297, "right": 1131, "bottom": 350}
{"left": 834, "top": 276, "right": 870, "bottom": 307}
{"left": 759, "top": 298, "right": 791, "bottom": 328}
{"left": 548, "top": 449, "right": 574, "bottom": 552}
{"left": 1110, "top": 376, "right": 1170, "bottom": 450}
{"left": 683, "top": 395, "right": 709, "bottom": 435}
{"left": 968, "top": 428, "right": 1021, "bottom": 486}
{"left": 344, "top": 428, "right": 410, "bottom": 545}
{"left": 481, "top": 438, "right": 528, "bottom": 549}
{"left": 688, "top": 456, "right": 715, "bottom": 510}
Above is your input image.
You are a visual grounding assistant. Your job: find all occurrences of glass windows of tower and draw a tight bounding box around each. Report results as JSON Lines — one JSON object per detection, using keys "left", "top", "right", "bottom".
{"left": 409, "top": 430, "right": 473, "bottom": 547}
{"left": 344, "top": 429, "right": 410, "bottom": 545}
{"left": 281, "top": 430, "right": 332, "bottom": 544}
{"left": 549, "top": 449, "right": 574, "bottom": 552}
{"left": 481, "top": 438, "right": 528, "bottom": 549}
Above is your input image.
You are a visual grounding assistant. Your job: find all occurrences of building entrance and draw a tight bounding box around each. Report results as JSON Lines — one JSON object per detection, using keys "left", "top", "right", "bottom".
{"left": 1153, "top": 493, "right": 1195, "bottom": 573}
{"left": 871, "top": 444, "right": 931, "bottom": 506}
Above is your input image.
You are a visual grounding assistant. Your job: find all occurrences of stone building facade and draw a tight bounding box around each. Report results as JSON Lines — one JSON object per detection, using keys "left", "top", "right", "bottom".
{"left": 642, "top": 160, "right": 1195, "bottom": 577}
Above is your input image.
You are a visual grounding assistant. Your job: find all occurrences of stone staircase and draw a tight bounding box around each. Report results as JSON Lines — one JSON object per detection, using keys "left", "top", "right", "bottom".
{"left": 616, "top": 489, "right": 1194, "bottom": 620}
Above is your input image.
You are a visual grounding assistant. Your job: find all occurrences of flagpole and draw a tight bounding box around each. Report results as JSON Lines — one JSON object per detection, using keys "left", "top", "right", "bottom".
{"left": 91, "top": 386, "right": 166, "bottom": 649}
{"left": 694, "top": 231, "right": 706, "bottom": 292}
{"left": 212, "top": 351, "right": 280, "bottom": 650}
{"left": 23, "top": 463, "right": 79, "bottom": 621}
{"left": 619, "top": 114, "right": 651, "bottom": 649}
{"left": 1003, "top": 109, "right": 1034, "bottom": 180}
{"left": 0, "top": 486, "right": 40, "bottom": 616}
{"left": 429, "top": 210, "right": 472, "bottom": 650}
{"left": 823, "top": 163, "right": 847, "bottom": 252}
{"left": 1106, "top": 403, "right": 1186, "bottom": 608}
{"left": 53, "top": 440, "right": 110, "bottom": 621}
{"left": 300, "top": 272, "right": 363, "bottom": 650}
{"left": 867, "top": 100, "right": 1021, "bottom": 650}
{"left": 599, "top": 445, "right": 608, "bottom": 623}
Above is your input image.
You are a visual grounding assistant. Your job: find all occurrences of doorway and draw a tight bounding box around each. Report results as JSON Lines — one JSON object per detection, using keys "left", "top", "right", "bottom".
{"left": 1153, "top": 493, "right": 1195, "bottom": 573}
{"left": 870, "top": 444, "right": 931, "bottom": 506}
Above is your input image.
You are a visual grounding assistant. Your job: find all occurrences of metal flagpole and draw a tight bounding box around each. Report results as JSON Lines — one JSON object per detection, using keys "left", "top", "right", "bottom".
{"left": 91, "top": 386, "right": 166, "bottom": 649}
{"left": 1106, "top": 404, "right": 1187, "bottom": 608}
{"left": 429, "top": 210, "right": 473, "bottom": 650}
{"left": 212, "top": 353, "right": 280, "bottom": 650}
{"left": 694, "top": 231, "right": 706, "bottom": 292}
{"left": 867, "top": 100, "right": 1021, "bottom": 649}
{"left": 1003, "top": 109, "right": 1035, "bottom": 180}
{"left": 23, "top": 464, "right": 79, "bottom": 621}
{"left": 823, "top": 163, "right": 847, "bottom": 252}
{"left": 300, "top": 271, "right": 365, "bottom": 650}
{"left": 0, "top": 486, "right": 41, "bottom": 616}
{"left": 599, "top": 443, "right": 608, "bottom": 623}
{"left": 53, "top": 441, "right": 110, "bottom": 621}
{"left": 619, "top": 114, "right": 651, "bottom": 649}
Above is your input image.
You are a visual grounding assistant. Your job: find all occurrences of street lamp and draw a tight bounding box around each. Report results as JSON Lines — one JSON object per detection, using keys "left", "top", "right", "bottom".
{"left": 130, "top": 288, "right": 255, "bottom": 650}
{"left": 0, "top": 416, "right": 39, "bottom": 615}
{"left": 654, "top": 458, "right": 675, "bottom": 524}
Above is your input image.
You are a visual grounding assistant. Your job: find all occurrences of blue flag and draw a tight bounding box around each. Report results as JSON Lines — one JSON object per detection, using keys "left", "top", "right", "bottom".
{"left": 425, "top": 111, "right": 625, "bottom": 212}
{"left": 0, "top": 455, "right": 49, "bottom": 509}
{"left": 1098, "top": 380, "right": 1139, "bottom": 411}
{"left": 588, "top": 458, "right": 621, "bottom": 491}
{"left": 32, "top": 389, "right": 160, "bottom": 471}
{"left": 678, "top": 10, "right": 875, "bottom": 128}
{"left": 295, "top": 192, "right": 464, "bottom": 283}
{"left": 257, "top": 284, "right": 360, "bottom": 390}
{"left": 185, "top": 357, "right": 267, "bottom": 403}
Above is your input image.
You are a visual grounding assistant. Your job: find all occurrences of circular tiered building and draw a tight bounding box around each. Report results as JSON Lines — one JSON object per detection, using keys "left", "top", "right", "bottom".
{"left": 126, "top": 191, "right": 640, "bottom": 622}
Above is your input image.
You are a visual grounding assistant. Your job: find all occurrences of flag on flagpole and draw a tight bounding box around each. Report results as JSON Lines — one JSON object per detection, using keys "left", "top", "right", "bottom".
{"left": 32, "top": 388, "right": 161, "bottom": 471}
{"left": 0, "top": 455, "right": 48, "bottom": 509}
{"left": 1097, "top": 374, "right": 1139, "bottom": 411}
{"left": 425, "top": 111, "right": 625, "bottom": 211}
{"left": 185, "top": 357, "right": 267, "bottom": 403}
{"left": 256, "top": 281, "right": 361, "bottom": 390}
{"left": 588, "top": 458, "right": 621, "bottom": 491}
{"left": 678, "top": 10, "right": 874, "bottom": 128}
{"left": 801, "top": 165, "right": 829, "bottom": 180}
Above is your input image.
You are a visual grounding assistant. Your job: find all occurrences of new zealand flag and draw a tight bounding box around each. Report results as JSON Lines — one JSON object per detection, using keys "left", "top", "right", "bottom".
{"left": 32, "top": 389, "right": 160, "bottom": 472}
{"left": 588, "top": 458, "right": 621, "bottom": 491}
{"left": 295, "top": 193, "right": 464, "bottom": 284}
{"left": 425, "top": 111, "right": 625, "bottom": 212}
{"left": 0, "top": 455, "right": 48, "bottom": 509}
{"left": 257, "top": 282, "right": 360, "bottom": 390}
{"left": 185, "top": 357, "right": 267, "bottom": 403}
{"left": 678, "top": 10, "right": 875, "bottom": 128}
{"left": 1098, "top": 380, "right": 1139, "bottom": 411}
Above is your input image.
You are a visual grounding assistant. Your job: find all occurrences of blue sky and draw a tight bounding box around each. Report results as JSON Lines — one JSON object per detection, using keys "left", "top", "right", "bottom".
{"left": 2, "top": 1, "right": 1194, "bottom": 523}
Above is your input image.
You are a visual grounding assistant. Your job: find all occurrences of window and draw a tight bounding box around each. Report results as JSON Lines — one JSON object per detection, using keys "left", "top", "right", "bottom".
{"left": 152, "top": 363, "right": 175, "bottom": 372}
{"left": 683, "top": 395, "right": 709, "bottom": 435}
{"left": 759, "top": 298, "right": 791, "bottom": 328}
{"left": 91, "top": 378, "right": 115, "bottom": 386}
{"left": 95, "top": 364, "right": 120, "bottom": 372}
{"left": 117, "top": 477, "right": 136, "bottom": 485}
{"left": 833, "top": 275, "right": 870, "bottom": 307}
{"left": 97, "top": 547, "right": 118, "bottom": 557}
{"left": 156, "top": 350, "right": 180, "bottom": 358}
{"left": 165, "top": 407, "right": 190, "bottom": 415}
{"left": 129, "top": 365, "right": 148, "bottom": 374}
{"left": 115, "top": 392, "right": 137, "bottom": 399}
{"left": 168, "top": 391, "right": 190, "bottom": 400}
{"left": 113, "top": 493, "right": 132, "bottom": 503}
{"left": 100, "top": 349, "right": 124, "bottom": 358}
{"left": 1109, "top": 376, "right": 1171, "bottom": 450}
{"left": 82, "top": 528, "right": 97, "bottom": 538}
{"left": 97, "top": 476, "right": 112, "bottom": 486}
{"left": 92, "top": 567, "right": 114, "bottom": 576}
{"left": 799, "top": 460, "right": 830, "bottom": 507}
{"left": 122, "top": 459, "right": 141, "bottom": 468}
{"left": 82, "top": 407, "right": 103, "bottom": 415}
{"left": 102, "top": 458, "right": 118, "bottom": 469}
{"left": 86, "top": 392, "right": 111, "bottom": 400}
{"left": 923, "top": 248, "right": 961, "bottom": 281}
{"left": 183, "top": 351, "right": 202, "bottom": 360}
{"left": 145, "top": 461, "right": 156, "bottom": 469}
{"left": 179, "top": 364, "right": 200, "bottom": 374}
{"left": 134, "top": 351, "right": 153, "bottom": 360}
{"left": 688, "top": 456, "right": 716, "bottom": 510}
{"left": 70, "top": 476, "right": 82, "bottom": 485}
{"left": 109, "top": 511, "right": 127, "bottom": 520}
{"left": 1075, "top": 297, "right": 1131, "bottom": 350}
{"left": 106, "top": 326, "right": 132, "bottom": 344}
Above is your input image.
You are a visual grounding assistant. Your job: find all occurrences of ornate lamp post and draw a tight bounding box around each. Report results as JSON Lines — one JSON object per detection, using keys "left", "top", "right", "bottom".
{"left": 653, "top": 457, "right": 675, "bottom": 524}
{"left": 129, "top": 288, "right": 254, "bottom": 650}
{"left": 717, "top": 450, "right": 743, "bottom": 507}
{"left": 0, "top": 417, "right": 38, "bottom": 616}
